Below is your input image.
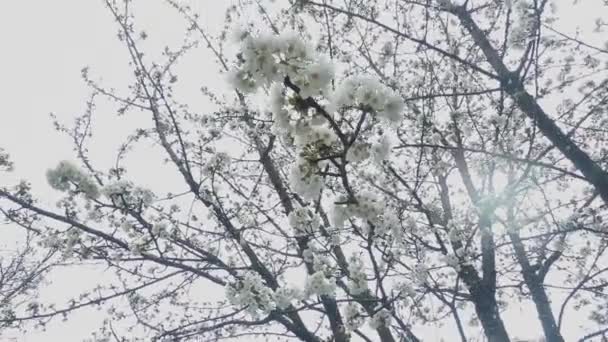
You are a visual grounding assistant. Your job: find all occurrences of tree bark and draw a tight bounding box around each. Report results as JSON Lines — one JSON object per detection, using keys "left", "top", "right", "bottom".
{"left": 509, "top": 232, "right": 564, "bottom": 342}
{"left": 459, "top": 265, "right": 511, "bottom": 342}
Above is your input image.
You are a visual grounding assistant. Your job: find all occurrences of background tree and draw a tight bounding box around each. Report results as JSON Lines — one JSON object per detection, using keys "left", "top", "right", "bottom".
{"left": 1, "top": 0, "right": 608, "bottom": 341}
{"left": 1, "top": 150, "right": 56, "bottom": 337}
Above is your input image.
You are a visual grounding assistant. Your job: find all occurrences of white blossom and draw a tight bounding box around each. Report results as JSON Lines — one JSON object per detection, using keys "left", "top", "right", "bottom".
{"left": 378, "top": 94, "right": 405, "bottom": 124}
{"left": 302, "top": 247, "right": 315, "bottom": 263}
{"left": 269, "top": 84, "right": 291, "bottom": 132}
{"left": 329, "top": 77, "right": 405, "bottom": 124}
{"left": 313, "top": 254, "right": 335, "bottom": 274}
{"left": 46, "top": 161, "right": 99, "bottom": 199}
{"left": 443, "top": 253, "right": 461, "bottom": 271}
{"left": 346, "top": 143, "right": 371, "bottom": 163}
{"left": 412, "top": 263, "right": 428, "bottom": 285}
{"left": 369, "top": 308, "right": 392, "bottom": 329}
{"left": 226, "top": 69, "right": 258, "bottom": 93}
{"left": 330, "top": 203, "right": 348, "bottom": 229}
{"left": 347, "top": 256, "right": 368, "bottom": 295}
{"left": 294, "top": 122, "right": 338, "bottom": 148}
{"left": 371, "top": 134, "right": 393, "bottom": 163}
{"left": 289, "top": 159, "right": 323, "bottom": 200}
{"left": 305, "top": 271, "right": 336, "bottom": 298}
{"left": 202, "top": 152, "right": 231, "bottom": 175}
{"left": 228, "top": 31, "right": 327, "bottom": 96}
{"left": 288, "top": 207, "right": 321, "bottom": 235}
{"left": 396, "top": 282, "right": 417, "bottom": 298}
{"left": 510, "top": 1, "right": 536, "bottom": 49}
{"left": 345, "top": 302, "right": 366, "bottom": 331}
{"left": 102, "top": 180, "right": 155, "bottom": 207}
{"left": 293, "top": 58, "right": 334, "bottom": 98}
{"left": 226, "top": 271, "right": 276, "bottom": 316}
{"left": 274, "top": 287, "right": 302, "bottom": 310}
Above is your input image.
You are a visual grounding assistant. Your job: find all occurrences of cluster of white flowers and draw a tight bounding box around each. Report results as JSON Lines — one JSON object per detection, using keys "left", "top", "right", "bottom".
{"left": 46, "top": 161, "right": 99, "bottom": 199}
{"left": 369, "top": 307, "right": 392, "bottom": 329}
{"left": 305, "top": 271, "right": 337, "bottom": 298}
{"left": 40, "top": 228, "right": 84, "bottom": 258}
{"left": 404, "top": 216, "right": 418, "bottom": 234}
{"left": 446, "top": 220, "right": 468, "bottom": 244}
{"left": 119, "top": 221, "right": 154, "bottom": 254}
{"left": 346, "top": 142, "right": 371, "bottom": 163}
{"left": 229, "top": 31, "right": 332, "bottom": 97}
{"left": 347, "top": 256, "right": 368, "bottom": 295}
{"left": 442, "top": 253, "right": 461, "bottom": 271}
{"left": 230, "top": 32, "right": 405, "bottom": 204}
{"left": 352, "top": 192, "right": 383, "bottom": 222}
{"left": 269, "top": 84, "right": 291, "bottom": 133}
{"left": 445, "top": 247, "right": 473, "bottom": 271}
{"left": 225, "top": 271, "right": 276, "bottom": 316}
{"left": 302, "top": 245, "right": 315, "bottom": 263}
{"left": 489, "top": 112, "right": 507, "bottom": 127}
{"left": 553, "top": 238, "right": 567, "bottom": 253}
{"left": 412, "top": 263, "right": 429, "bottom": 285}
{"left": 119, "top": 221, "right": 169, "bottom": 255}
{"left": 371, "top": 133, "right": 393, "bottom": 163}
{"left": 372, "top": 211, "right": 401, "bottom": 241}
{"left": 395, "top": 281, "right": 417, "bottom": 299}
{"left": 289, "top": 159, "right": 324, "bottom": 201}
{"left": 65, "top": 228, "right": 81, "bottom": 250}
{"left": 40, "top": 231, "right": 62, "bottom": 249}
{"left": 102, "top": 180, "right": 155, "bottom": 208}
{"left": 151, "top": 222, "right": 168, "bottom": 237}
{"left": 510, "top": 0, "right": 536, "bottom": 49}
{"left": 344, "top": 302, "right": 366, "bottom": 331}
{"left": 128, "top": 235, "right": 149, "bottom": 254}
{"left": 274, "top": 286, "right": 302, "bottom": 310}
{"left": 328, "top": 77, "right": 404, "bottom": 124}
{"left": 330, "top": 203, "right": 349, "bottom": 229}
{"left": 296, "top": 58, "right": 334, "bottom": 99}
{"left": 331, "top": 192, "right": 383, "bottom": 230}
{"left": 288, "top": 207, "right": 321, "bottom": 235}
{"left": 293, "top": 121, "right": 339, "bottom": 148}
{"left": 288, "top": 121, "right": 341, "bottom": 201}
{"left": 312, "top": 253, "right": 336, "bottom": 274}
{"left": 202, "top": 152, "right": 230, "bottom": 175}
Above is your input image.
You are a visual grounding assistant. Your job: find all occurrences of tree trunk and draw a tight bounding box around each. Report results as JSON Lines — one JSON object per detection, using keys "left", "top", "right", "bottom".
{"left": 509, "top": 232, "right": 564, "bottom": 342}
{"left": 460, "top": 265, "right": 512, "bottom": 342}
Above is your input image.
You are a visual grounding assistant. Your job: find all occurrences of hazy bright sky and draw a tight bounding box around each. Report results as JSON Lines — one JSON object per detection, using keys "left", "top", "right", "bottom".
{"left": 0, "top": 1, "right": 606, "bottom": 341}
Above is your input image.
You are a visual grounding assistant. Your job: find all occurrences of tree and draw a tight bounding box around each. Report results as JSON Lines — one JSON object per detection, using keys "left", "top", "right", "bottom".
{"left": 1, "top": 0, "right": 608, "bottom": 341}
{"left": 0, "top": 237, "right": 55, "bottom": 335}
{"left": 0, "top": 176, "right": 55, "bottom": 338}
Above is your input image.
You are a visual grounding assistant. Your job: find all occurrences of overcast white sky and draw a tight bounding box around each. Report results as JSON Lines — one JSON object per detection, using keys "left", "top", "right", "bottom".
{"left": 0, "top": 1, "right": 606, "bottom": 341}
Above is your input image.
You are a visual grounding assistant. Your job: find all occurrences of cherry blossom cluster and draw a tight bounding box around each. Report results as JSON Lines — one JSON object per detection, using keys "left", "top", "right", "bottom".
{"left": 327, "top": 76, "right": 404, "bottom": 124}
{"left": 304, "top": 270, "right": 337, "bottom": 298}
{"left": 288, "top": 206, "right": 321, "bottom": 236}
{"left": 225, "top": 271, "right": 277, "bottom": 316}
{"left": 228, "top": 31, "right": 332, "bottom": 97}
{"left": 347, "top": 255, "right": 368, "bottom": 295}
{"left": 510, "top": 0, "right": 537, "bottom": 49}
{"left": 46, "top": 161, "right": 99, "bottom": 199}
{"left": 369, "top": 307, "right": 392, "bottom": 329}
{"left": 330, "top": 191, "right": 394, "bottom": 232}
{"left": 229, "top": 31, "right": 405, "bottom": 203}
{"left": 225, "top": 268, "right": 338, "bottom": 317}
{"left": 102, "top": 180, "right": 155, "bottom": 208}
{"left": 344, "top": 302, "right": 366, "bottom": 331}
